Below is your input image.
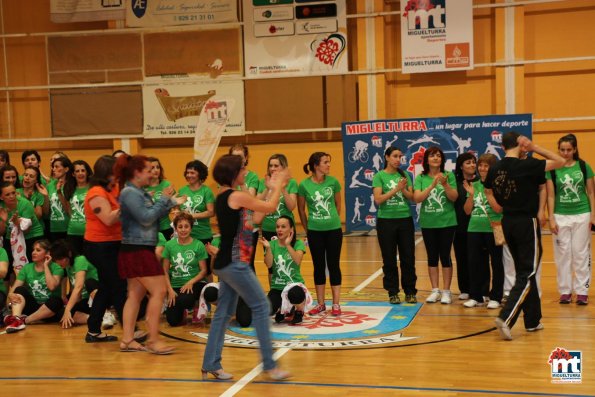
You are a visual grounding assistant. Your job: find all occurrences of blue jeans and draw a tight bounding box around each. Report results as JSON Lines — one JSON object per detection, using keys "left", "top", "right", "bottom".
{"left": 201, "top": 262, "right": 276, "bottom": 371}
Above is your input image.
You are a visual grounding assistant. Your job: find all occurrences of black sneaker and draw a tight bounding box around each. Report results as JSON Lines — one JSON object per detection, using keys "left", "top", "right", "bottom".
{"left": 290, "top": 311, "right": 304, "bottom": 325}
{"left": 85, "top": 332, "right": 118, "bottom": 343}
{"left": 389, "top": 295, "right": 401, "bottom": 304}
{"left": 274, "top": 312, "right": 285, "bottom": 323}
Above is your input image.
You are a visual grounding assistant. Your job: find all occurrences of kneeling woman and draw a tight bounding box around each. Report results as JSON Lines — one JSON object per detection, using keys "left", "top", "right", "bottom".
{"left": 163, "top": 212, "right": 208, "bottom": 326}
{"left": 3, "top": 240, "right": 63, "bottom": 333}
{"left": 50, "top": 239, "right": 99, "bottom": 328}
{"left": 262, "top": 216, "right": 312, "bottom": 325}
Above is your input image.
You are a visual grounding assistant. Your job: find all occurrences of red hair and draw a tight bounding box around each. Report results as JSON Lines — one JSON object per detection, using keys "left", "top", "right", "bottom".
{"left": 113, "top": 154, "right": 149, "bottom": 190}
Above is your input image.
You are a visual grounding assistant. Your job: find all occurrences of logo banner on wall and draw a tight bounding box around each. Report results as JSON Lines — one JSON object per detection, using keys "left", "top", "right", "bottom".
{"left": 400, "top": 0, "right": 474, "bottom": 74}
{"left": 142, "top": 80, "right": 244, "bottom": 138}
{"left": 243, "top": 0, "right": 348, "bottom": 78}
{"left": 126, "top": 0, "right": 237, "bottom": 27}
{"left": 193, "top": 98, "right": 235, "bottom": 167}
{"left": 341, "top": 114, "right": 532, "bottom": 233}
{"left": 50, "top": 0, "right": 125, "bottom": 23}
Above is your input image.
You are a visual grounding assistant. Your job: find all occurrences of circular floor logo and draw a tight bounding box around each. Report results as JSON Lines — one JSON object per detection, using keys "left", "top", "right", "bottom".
{"left": 191, "top": 301, "right": 422, "bottom": 350}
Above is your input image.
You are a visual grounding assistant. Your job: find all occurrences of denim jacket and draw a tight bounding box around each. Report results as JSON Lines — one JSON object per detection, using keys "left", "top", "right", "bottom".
{"left": 119, "top": 182, "right": 175, "bottom": 246}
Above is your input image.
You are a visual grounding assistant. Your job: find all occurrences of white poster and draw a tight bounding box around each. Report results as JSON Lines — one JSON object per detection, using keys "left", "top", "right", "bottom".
{"left": 50, "top": 0, "right": 125, "bottom": 23}
{"left": 126, "top": 0, "right": 237, "bottom": 27}
{"left": 243, "top": 0, "right": 348, "bottom": 78}
{"left": 142, "top": 79, "right": 244, "bottom": 138}
{"left": 193, "top": 98, "right": 235, "bottom": 167}
{"left": 400, "top": 0, "right": 474, "bottom": 74}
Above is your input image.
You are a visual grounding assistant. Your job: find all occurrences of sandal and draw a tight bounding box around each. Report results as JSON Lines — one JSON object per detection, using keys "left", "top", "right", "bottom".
{"left": 133, "top": 330, "right": 148, "bottom": 343}
{"left": 145, "top": 341, "right": 175, "bottom": 355}
{"left": 120, "top": 340, "right": 147, "bottom": 352}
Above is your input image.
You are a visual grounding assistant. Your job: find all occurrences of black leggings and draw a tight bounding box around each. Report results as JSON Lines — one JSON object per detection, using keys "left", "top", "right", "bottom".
{"left": 376, "top": 217, "right": 417, "bottom": 295}
{"left": 14, "top": 286, "right": 63, "bottom": 320}
{"left": 84, "top": 240, "right": 126, "bottom": 334}
{"left": 165, "top": 282, "right": 206, "bottom": 326}
{"left": 467, "top": 232, "right": 504, "bottom": 302}
{"left": 199, "top": 237, "right": 213, "bottom": 276}
{"left": 453, "top": 229, "right": 470, "bottom": 294}
{"left": 0, "top": 290, "right": 6, "bottom": 309}
{"left": 421, "top": 226, "right": 456, "bottom": 268}
{"left": 307, "top": 228, "right": 343, "bottom": 286}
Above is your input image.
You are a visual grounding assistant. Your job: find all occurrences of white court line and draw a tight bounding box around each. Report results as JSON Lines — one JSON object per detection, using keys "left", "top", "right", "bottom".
{"left": 351, "top": 237, "right": 424, "bottom": 293}
{"left": 219, "top": 346, "right": 293, "bottom": 397}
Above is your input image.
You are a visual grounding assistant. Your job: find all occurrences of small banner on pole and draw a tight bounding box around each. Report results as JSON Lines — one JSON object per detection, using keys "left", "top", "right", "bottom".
{"left": 193, "top": 98, "right": 235, "bottom": 167}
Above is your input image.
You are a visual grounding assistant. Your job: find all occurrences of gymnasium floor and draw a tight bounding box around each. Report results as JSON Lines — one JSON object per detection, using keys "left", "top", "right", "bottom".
{"left": 2, "top": 234, "right": 594, "bottom": 397}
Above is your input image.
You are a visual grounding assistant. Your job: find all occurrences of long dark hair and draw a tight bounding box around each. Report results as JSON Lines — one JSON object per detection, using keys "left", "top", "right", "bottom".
{"left": 54, "top": 157, "right": 76, "bottom": 200}
{"left": 422, "top": 146, "right": 445, "bottom": 175}
{"left": 277, "top": 215, "right": 297, "bottom": 247}
{"left": 558, "top": 133, "right": 580, "bottom": 161}
{"left": 303, "top": 152, "right": 330, "bottom": 174}
{"left": 384, "top": 146, "right": 406, "bottom": 177}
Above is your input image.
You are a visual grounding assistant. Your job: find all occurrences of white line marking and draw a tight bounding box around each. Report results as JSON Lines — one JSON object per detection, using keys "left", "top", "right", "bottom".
{"left": 219, "top": 346, "right": 293, "bottom": 397}
{"left": 351, "top": 237, "right": 424, "bottom": 293}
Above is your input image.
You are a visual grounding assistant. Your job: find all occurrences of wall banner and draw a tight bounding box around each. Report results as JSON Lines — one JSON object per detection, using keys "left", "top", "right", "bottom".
{"left": 193, "top": 98, "right": 235, "bottom": 167}
{"left": 400, "top": 0, "right": 473, "bottom": 74}
{"left": 243, "top": 0, "right": 348, "bottom": 78}
{"left": 341, "top": 114, "right": 532, "bottom": 233}
{"left": 126, "top": 0, "right": 237, "bottom": 27}
{"left": 50, "top": 0, "right": 125, "bottom": 23}
{"left": 142, "top": 79, "right": 244, "bottom": 138}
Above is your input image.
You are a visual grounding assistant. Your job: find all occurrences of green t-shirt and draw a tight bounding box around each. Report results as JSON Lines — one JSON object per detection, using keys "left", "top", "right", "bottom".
{"left": 372, "top": 170, "right": 413, "bottom": 219}
{"left": 257, "top": 178, "right": 298, "bottom": 232}
{"left": 1, "top": 196, "right": 45, "bottom": 239}
{"left": 467, "top": 181, "right": 503, "bottom": 233}
{"left": 157, "top": 232, "right": 167, "bottom": 247}
{"left": 162, "top": 238, "right": 208, "bottom": 288}
{"left": 179, "top": 184, "right": 215, "bottom": 240}
{"left": 66, "top": 255, "right": 98, "bottom": 300}
{"left": 16, "top": 261, "right": 63, "bottom": 303}
{"left": 414, "top": 172, "right": 458, "bottom": 228}
{"left": 47, "top": 179, "right": 70, "bottom": 232}
{"left": 145, "top": 180, "right": 173, "bottom": 231}
{"left": 546, "top": 161, "right": 594, "bottom": 215}
{"left": 0, "top": 248, "right": 8, "bottom": 294}
{"left": 67, "top": 186, "right": 89, "bottom": 236}
{"left": 243, "top": 170, "right": 260, "bottom": 192}
{"left": 268, "top": 239, "right": 306, "bottom": 290}
{"left": 16, "top": 188, "right": 46, "bottom": 209}
{"left": 298, "top": 176, "right": 342, "bottom": 231}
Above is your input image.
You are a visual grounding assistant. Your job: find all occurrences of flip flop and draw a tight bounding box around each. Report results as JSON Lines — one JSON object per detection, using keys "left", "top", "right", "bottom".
{"left": 145, "top": 341, "right": 175, "bottom": 355}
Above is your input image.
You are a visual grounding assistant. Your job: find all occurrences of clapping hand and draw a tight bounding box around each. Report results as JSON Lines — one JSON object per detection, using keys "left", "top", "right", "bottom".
{"left": 260, "top": 237, "right": 270, "bottom": 249}
{"left": 269, "top": 168, "right": 290, "bottom": 190}
{"left": 462, "top": 180, "right": 474, "bottom": 195}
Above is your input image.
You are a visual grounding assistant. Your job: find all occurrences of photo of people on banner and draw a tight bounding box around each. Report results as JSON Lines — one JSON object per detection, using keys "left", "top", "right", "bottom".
{"left": 341, "top": 114, "right": 532, "bottom": 233}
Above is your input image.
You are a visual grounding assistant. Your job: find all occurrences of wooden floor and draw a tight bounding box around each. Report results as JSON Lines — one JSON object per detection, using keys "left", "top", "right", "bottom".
{"left": 3, "top": 234, "right": 594, "bottom": 397}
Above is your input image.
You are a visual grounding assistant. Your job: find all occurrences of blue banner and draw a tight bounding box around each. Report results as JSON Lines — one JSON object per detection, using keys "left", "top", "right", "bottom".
{"left": 341, "top": 114, "right": 532, "bottom": 233}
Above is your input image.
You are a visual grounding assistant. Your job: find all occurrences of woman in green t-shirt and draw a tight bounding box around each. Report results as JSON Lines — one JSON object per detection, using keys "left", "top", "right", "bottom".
{"left": 413, "top": 146, "right": 458, "bottom": 304}
{"left": 297, "top": 152, "right": 343, "bottom": 316}
{"left": 50, "top": 239, "right": 99, "bottom": 329}
{"left": 462, "top": 153, "right": 504, "bottom": 309}
{"left": 18, "top": 166, "right": 49, "bottom": 223}
{"left": 0, "top": 182, "right": 45, "bottom": 266}
{"left": 146, "top": 157, "right": 175, "bottom": 240}
{"left": 65, "top": 160, "right": 92, "bottom": 255}
{"left": 546, "top": 134, "right": 594, "bottom": 305}
{"left": 47, "top": 157, "right": 74, "bottom": 242}
{"left": 163, "top": 212, "right": 208, "bottom": 326}
{"left": 3, "top": 240, "right": 64, "bottom": 333}
{"left": 258, "top": 154, "right": 299, "bottom": 283}
{"left": 372, "top": 146, "right": 417, "bottom": 304}
{"left": 262, "top": 216, "right": 309, "bottom": 325}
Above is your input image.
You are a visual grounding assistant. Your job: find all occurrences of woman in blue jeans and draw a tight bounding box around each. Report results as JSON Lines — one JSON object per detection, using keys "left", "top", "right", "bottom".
{"left": 201, "top": 154, "right": 291, "bottom": 381}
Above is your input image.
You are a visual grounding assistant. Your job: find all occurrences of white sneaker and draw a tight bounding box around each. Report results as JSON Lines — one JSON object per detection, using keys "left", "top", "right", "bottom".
{"left": 426, "top": 289, "right": 441, "bottom": 303}
{"left": 463, "top": 299, "right": 481, "bottom": 308}
{"left": 440, "top": 290, "right": 452, "bottom": 304}
{"left": 458, "top": 293, "right": 469, "bottom": 300}
{"left": 494, "top": 317, "right": 513, "bottom": 340}
{"left": 486, "top": 300, "right": 500, "bottom": 309}
{"left": 102, "top": 311, "right": 116, "bottom": 329}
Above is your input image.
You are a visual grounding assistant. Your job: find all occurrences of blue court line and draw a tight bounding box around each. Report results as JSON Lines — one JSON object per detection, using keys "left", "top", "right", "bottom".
{"left": 1, "top": 377, "right": 592, "bottom": 396}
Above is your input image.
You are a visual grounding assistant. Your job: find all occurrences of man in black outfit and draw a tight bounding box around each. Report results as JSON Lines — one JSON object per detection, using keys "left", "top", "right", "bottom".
{"left": 484, "top": 132, "right": 563, "bottom": 340}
